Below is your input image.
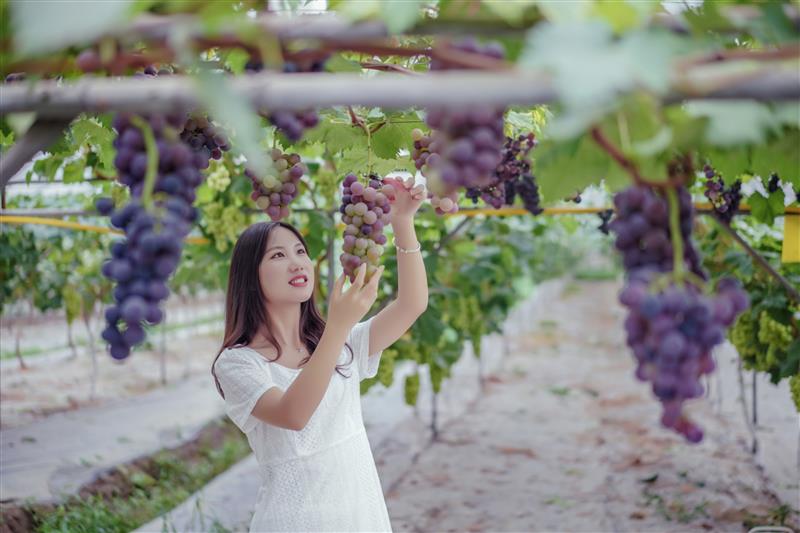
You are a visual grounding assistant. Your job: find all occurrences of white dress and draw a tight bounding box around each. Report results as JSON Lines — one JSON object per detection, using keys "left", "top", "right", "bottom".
{"left": 214, "top": 317, "right": 393, "bottom": 533}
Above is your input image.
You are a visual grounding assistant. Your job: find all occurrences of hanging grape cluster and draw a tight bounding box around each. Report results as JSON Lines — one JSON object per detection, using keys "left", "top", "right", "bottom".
{"left": 245, "top": 55, "right": 326, "bottom": 141}
{"left": 611, "top": 185, "right": 749, "bottom": 442}
{"left": 424, "top": 39, "right": 506, "bottom": 191}
{"left": 97, "top": 111, "right": 212, "bottom": 360}
{"left": 246, "top": 148, "right": 305, "bottom": 221}
{"left": 703, "top": 165, "right": 742, "bottom": 224}
{"left": 619, "top": 273, "right": 748, "bottom": 442}
{"left": 339, "top": 174, "right": 392, "bottom": 282}
{"left": 466, "top": 133, "right": 538, "bottom": 209}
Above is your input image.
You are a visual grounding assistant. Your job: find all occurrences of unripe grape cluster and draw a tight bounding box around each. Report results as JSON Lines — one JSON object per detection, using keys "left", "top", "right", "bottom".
{"left": 98, "top": 112, "right": 207, "bottom": 360}
{"left": 619, "top": 272, "right": 748, "bottom": 442}
{"left": 703, "top": 165, "right": 742, "bottom": 224}
{"left": 206, "top": 161, "right": 231, "bottom": 192}
{"left": 339, "top": 174, "right": 393, "bottom": 282}
{"left": 411, "top": 128, "right": 459, "bottom": 215}
{"left": 246, "top": 149, "right": 305, "bottom": 221}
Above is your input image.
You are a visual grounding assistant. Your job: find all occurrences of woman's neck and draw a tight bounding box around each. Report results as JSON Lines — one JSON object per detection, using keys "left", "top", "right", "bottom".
{"left": 254, "top": 301, "right": 303, "bottom": 350}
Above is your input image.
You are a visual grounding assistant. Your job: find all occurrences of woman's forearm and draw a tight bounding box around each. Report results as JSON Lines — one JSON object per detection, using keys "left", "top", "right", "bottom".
{"left": 391, "top": 215, "right": 428, "bottom": 312}
{"left": 281, "top": 321, "right": 349, "bottom": 430}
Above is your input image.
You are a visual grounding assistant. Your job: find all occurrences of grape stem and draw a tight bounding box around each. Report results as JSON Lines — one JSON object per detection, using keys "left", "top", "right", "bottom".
{"left": 711, "top": 214, "right": 800, "bottom": 303}
{"left": 129, "top": 115, "right": 159, "bottom": 210}
{"left": 590, "top": 126, "right": 685, "bottom": 190}
{"left": 666, "top": 187, "right": 685, "bottom": 285}
{"left": 347, "top": 106, "right": 374, "bottom": 174}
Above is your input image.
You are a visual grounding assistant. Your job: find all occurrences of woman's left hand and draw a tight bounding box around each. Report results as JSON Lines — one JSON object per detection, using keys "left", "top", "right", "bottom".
{"left": 384, "top": 176, "right": 425, "bottom": 221}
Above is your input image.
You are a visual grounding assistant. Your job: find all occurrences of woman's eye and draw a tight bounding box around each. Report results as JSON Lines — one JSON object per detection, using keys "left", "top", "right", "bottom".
{"left": 273, "top": 252, "right": 283, "bottom": 258}
{"left": 298, "top": 248, "right": 306, "bottom": 254}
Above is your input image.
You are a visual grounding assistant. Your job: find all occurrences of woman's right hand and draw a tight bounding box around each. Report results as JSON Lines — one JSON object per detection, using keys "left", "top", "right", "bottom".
{"left": 327, "top": 263, "right": 384, "bottom": 331}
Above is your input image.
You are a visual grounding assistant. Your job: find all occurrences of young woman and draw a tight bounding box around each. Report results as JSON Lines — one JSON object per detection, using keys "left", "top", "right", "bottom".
{"left": 211, "top": 176, "right": 428, "bottom": 532}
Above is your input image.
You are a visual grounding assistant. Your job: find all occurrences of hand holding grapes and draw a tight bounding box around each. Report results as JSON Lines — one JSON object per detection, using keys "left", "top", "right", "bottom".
{"left": 328, "top": 263, "right": 384, "bottom": 331}
{"left": 384, "top": 176, "right": 425, "bottom": 221}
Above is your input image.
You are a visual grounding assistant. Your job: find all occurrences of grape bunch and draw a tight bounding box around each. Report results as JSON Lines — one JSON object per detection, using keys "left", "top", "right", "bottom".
{"left": 206, "top": 160, "right": 231, "bottom": 192}
{"left": 410, "top": 128, "right": 459, "bottom": 215}
{"left": 136, "top": 66, "right": 231, "bottom": 168}
{"left": 505, "top": 174, "right": 543, "bottom": 216}
{"left": 424, "top": 39, "right": 506, "bottom": 190}
{"left": 245, "top": 56, "right": 325, "bottom": 141}
{"left": 339, "top": 174, "right": 392, "bottom": 282}
{"left": 246, "top": 149, "right": 305, "bottom": 221}
{"left": 98, "top": 112, "right": 206, "bottom": 360}
{"left": 465, "top": 133, "right": 538, "bottom": 209}
{"left": 180, "top": 115, "right": 230, "bottom": 168}
{"left": 619, "top": 272, "right": 749, "bottom": 442}
{"left": 703, "top": 165, "right": 742, "bottom": 224}
{"left": 609, "top": 186, "right": 705, "bottom": 280}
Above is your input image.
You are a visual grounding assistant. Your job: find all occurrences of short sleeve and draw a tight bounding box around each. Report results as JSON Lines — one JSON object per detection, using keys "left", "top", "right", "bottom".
{"left": 348, "top": 317, "right": 384, "bottom": 381}
{"left": 214, "top": 349, "right": 278, "bottom": 433}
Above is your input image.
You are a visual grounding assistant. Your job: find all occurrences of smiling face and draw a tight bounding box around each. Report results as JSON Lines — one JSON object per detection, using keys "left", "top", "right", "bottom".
{"left": 258, "top": 226, "right": 315, "bottom": 304}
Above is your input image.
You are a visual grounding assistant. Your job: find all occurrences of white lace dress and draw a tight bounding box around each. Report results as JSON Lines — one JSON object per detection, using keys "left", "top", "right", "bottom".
{"left": 214, "top": 317, "right": 392, "bottom": 533}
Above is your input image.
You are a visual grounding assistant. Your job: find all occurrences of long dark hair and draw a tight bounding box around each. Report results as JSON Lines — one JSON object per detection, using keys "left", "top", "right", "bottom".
{"left": 212, "top": 221, "right": 353, "bottom": 398}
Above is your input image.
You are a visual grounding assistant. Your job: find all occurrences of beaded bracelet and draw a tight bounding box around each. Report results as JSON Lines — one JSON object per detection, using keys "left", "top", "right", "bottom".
{"left": 393, "top": 236, "right": 421, "bottom": 254}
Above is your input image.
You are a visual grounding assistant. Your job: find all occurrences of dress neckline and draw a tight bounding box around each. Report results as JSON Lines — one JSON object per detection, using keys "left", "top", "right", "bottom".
{"left": 239, "top": 346, "right": 304, "bottom": 372}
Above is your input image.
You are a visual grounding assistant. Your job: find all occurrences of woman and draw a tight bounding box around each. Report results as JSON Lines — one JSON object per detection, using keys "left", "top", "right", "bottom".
{"left": 211, "top": 176, "right": 428, "bottom": 532}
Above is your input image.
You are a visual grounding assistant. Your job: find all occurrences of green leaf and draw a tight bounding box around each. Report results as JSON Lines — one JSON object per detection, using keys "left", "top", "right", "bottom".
{"left": 534, "top": 136, "right": 614, "bottom": 203}
{"left": 684, "top": 101, "right": 779, "bottom": 147}
{"left": 325, "top": 54, "right": 363, "bottom": 73}
{"left": 592, "top": 0, "right": 645, "bottom": 33}
{"left": 12, "top": 0, "right": 135, "bottom": 57}
{"left": 194, "top": 70, "right": 270, "bottom": 178}
{"left": 223, "top": 49, "right": 250, "bottom": 75}
{"left": 750, "top": 130, "right": 800, "bottom": 188}
{"left": 484, "top": 0, "right": 537, "bottom": 26}
{"left": 62, "top": 160, "right": 85, "bottom": 183}
{"left": 304, "top": 121, "right": 365, "bottom": 154}
{"left": 71, "top": 117, "right": 115, "bottom": 172}
{"left": 371, "top": 120, "right": 416, "bottom": 159}
{"left": 379, "top": 0, "right": 423, "bottom": 34}
{"left": 747, "top": 193, "right": 774, "bottom": 225}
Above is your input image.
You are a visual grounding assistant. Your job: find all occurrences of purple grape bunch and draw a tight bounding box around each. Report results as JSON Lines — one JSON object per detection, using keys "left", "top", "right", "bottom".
{"left": 245, "top": 57, "right": 325, "bottom": 141}
{"left": 609, "top": 186, "right": 705, "bottom": 280}
{"left": 466, "top": 133, "right": 538, "bottom": 209}
{"left": 505, "top": 174, "right": 543, "bottom": 216}
{"left": 180, "top": 116, "right": 230, "bottom": 168}
{"left": 611, "top": 185, "right": 749, "bottom": 442}
{"left": 620, "top": 272, "right": 748, "bottom": 442}
{"left": 246, "top": 148, "right": 305, "bottom": 221}
{"left": 339, "top": 174, "right": 392, "bottom": 282}
{"left": 703, "top": 165, "right": 742, "bottom": 224}
{"left": 424, "top": 39, "right": 506, "bottom": 190}
{"left": 97, "top": 112, "right": 207, "bottom": 360}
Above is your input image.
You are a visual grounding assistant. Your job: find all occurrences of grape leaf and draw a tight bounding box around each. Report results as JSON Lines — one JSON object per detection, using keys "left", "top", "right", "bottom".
{"left": 12, "top": 0, "right": 134, "bottom": 57}
{"left": 62, "top": 160, "right": 85, "bottom": 183}
{"left": 684, "top": 101, "right": 779, "bottom": 147}
{"left": 372, "top": 119, "right": 417, "bottom": 159}
{"left": 71, "top": 117, "right": 115, "bottom": 173}
{"left": 304, "top": 121, "right": 365, "bottom": 154}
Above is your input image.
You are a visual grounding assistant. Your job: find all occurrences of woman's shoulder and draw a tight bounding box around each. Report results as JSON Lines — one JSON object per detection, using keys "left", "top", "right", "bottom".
{"left": 216, "top": 345, "right": 263, "bottom": 367}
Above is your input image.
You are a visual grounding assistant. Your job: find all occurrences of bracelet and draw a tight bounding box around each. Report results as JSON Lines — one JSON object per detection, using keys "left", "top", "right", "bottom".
{"left": 392, "top": 236, "right": 421, "bottom": 254}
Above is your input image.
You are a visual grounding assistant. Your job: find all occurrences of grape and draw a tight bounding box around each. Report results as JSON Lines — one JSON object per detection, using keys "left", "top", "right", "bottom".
{"left": 619, "top": 273, "right": 748, "bottom": 443}
{"left": 245, "top": 55, "right": 326, "bottom": 141}
{"left": 703, "top": 165, "right": 742, "bottom": 224}
{"left": 597, "top": 209, "right": 614, "bottom": 235}
{"left": 424, "top": 40, "right": 507, "bottom": 191}
{"left": 99, "top": 110, "right": 209, "bottom": 360}
{"left": 467, "top": 133, "right": 538, "bottom": 209}
{"left": 411, "top": 129, "right": 460, "bottom": 215}
{"left": 609, "top": 185, "right": 705, "bottom": 280}
{"left": 247, "top": 148, "right": 305, "bottom": 222}
{"left": 4, "top": 72, "right": 26, "bottom": 83}
{"left": 339, "top": 173, "right": 389, "bottom": 282}
{"left": 767, "top": 173, "right": 780, "bottom": 193}
{"left": 506, "top": 174, "right": 543, "bottom": 216}
{"left": 206, "top": 160, "right": 231, "bottom": 192}
{"left": 179, "top": 114, "right": 230, "bottom": 167}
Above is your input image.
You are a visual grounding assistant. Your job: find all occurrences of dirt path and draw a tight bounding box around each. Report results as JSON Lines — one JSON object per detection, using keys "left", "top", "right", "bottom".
{"left": 383, "top": 281, "right": 797, "bottom": 532}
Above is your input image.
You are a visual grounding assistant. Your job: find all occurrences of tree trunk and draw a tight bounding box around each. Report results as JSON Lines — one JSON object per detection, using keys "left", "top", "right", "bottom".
{"left": 15, "top": 304, "right": 30, "bottom": 370}
{"left": 66, "top": 320, "right": 78, "bottom": 360}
